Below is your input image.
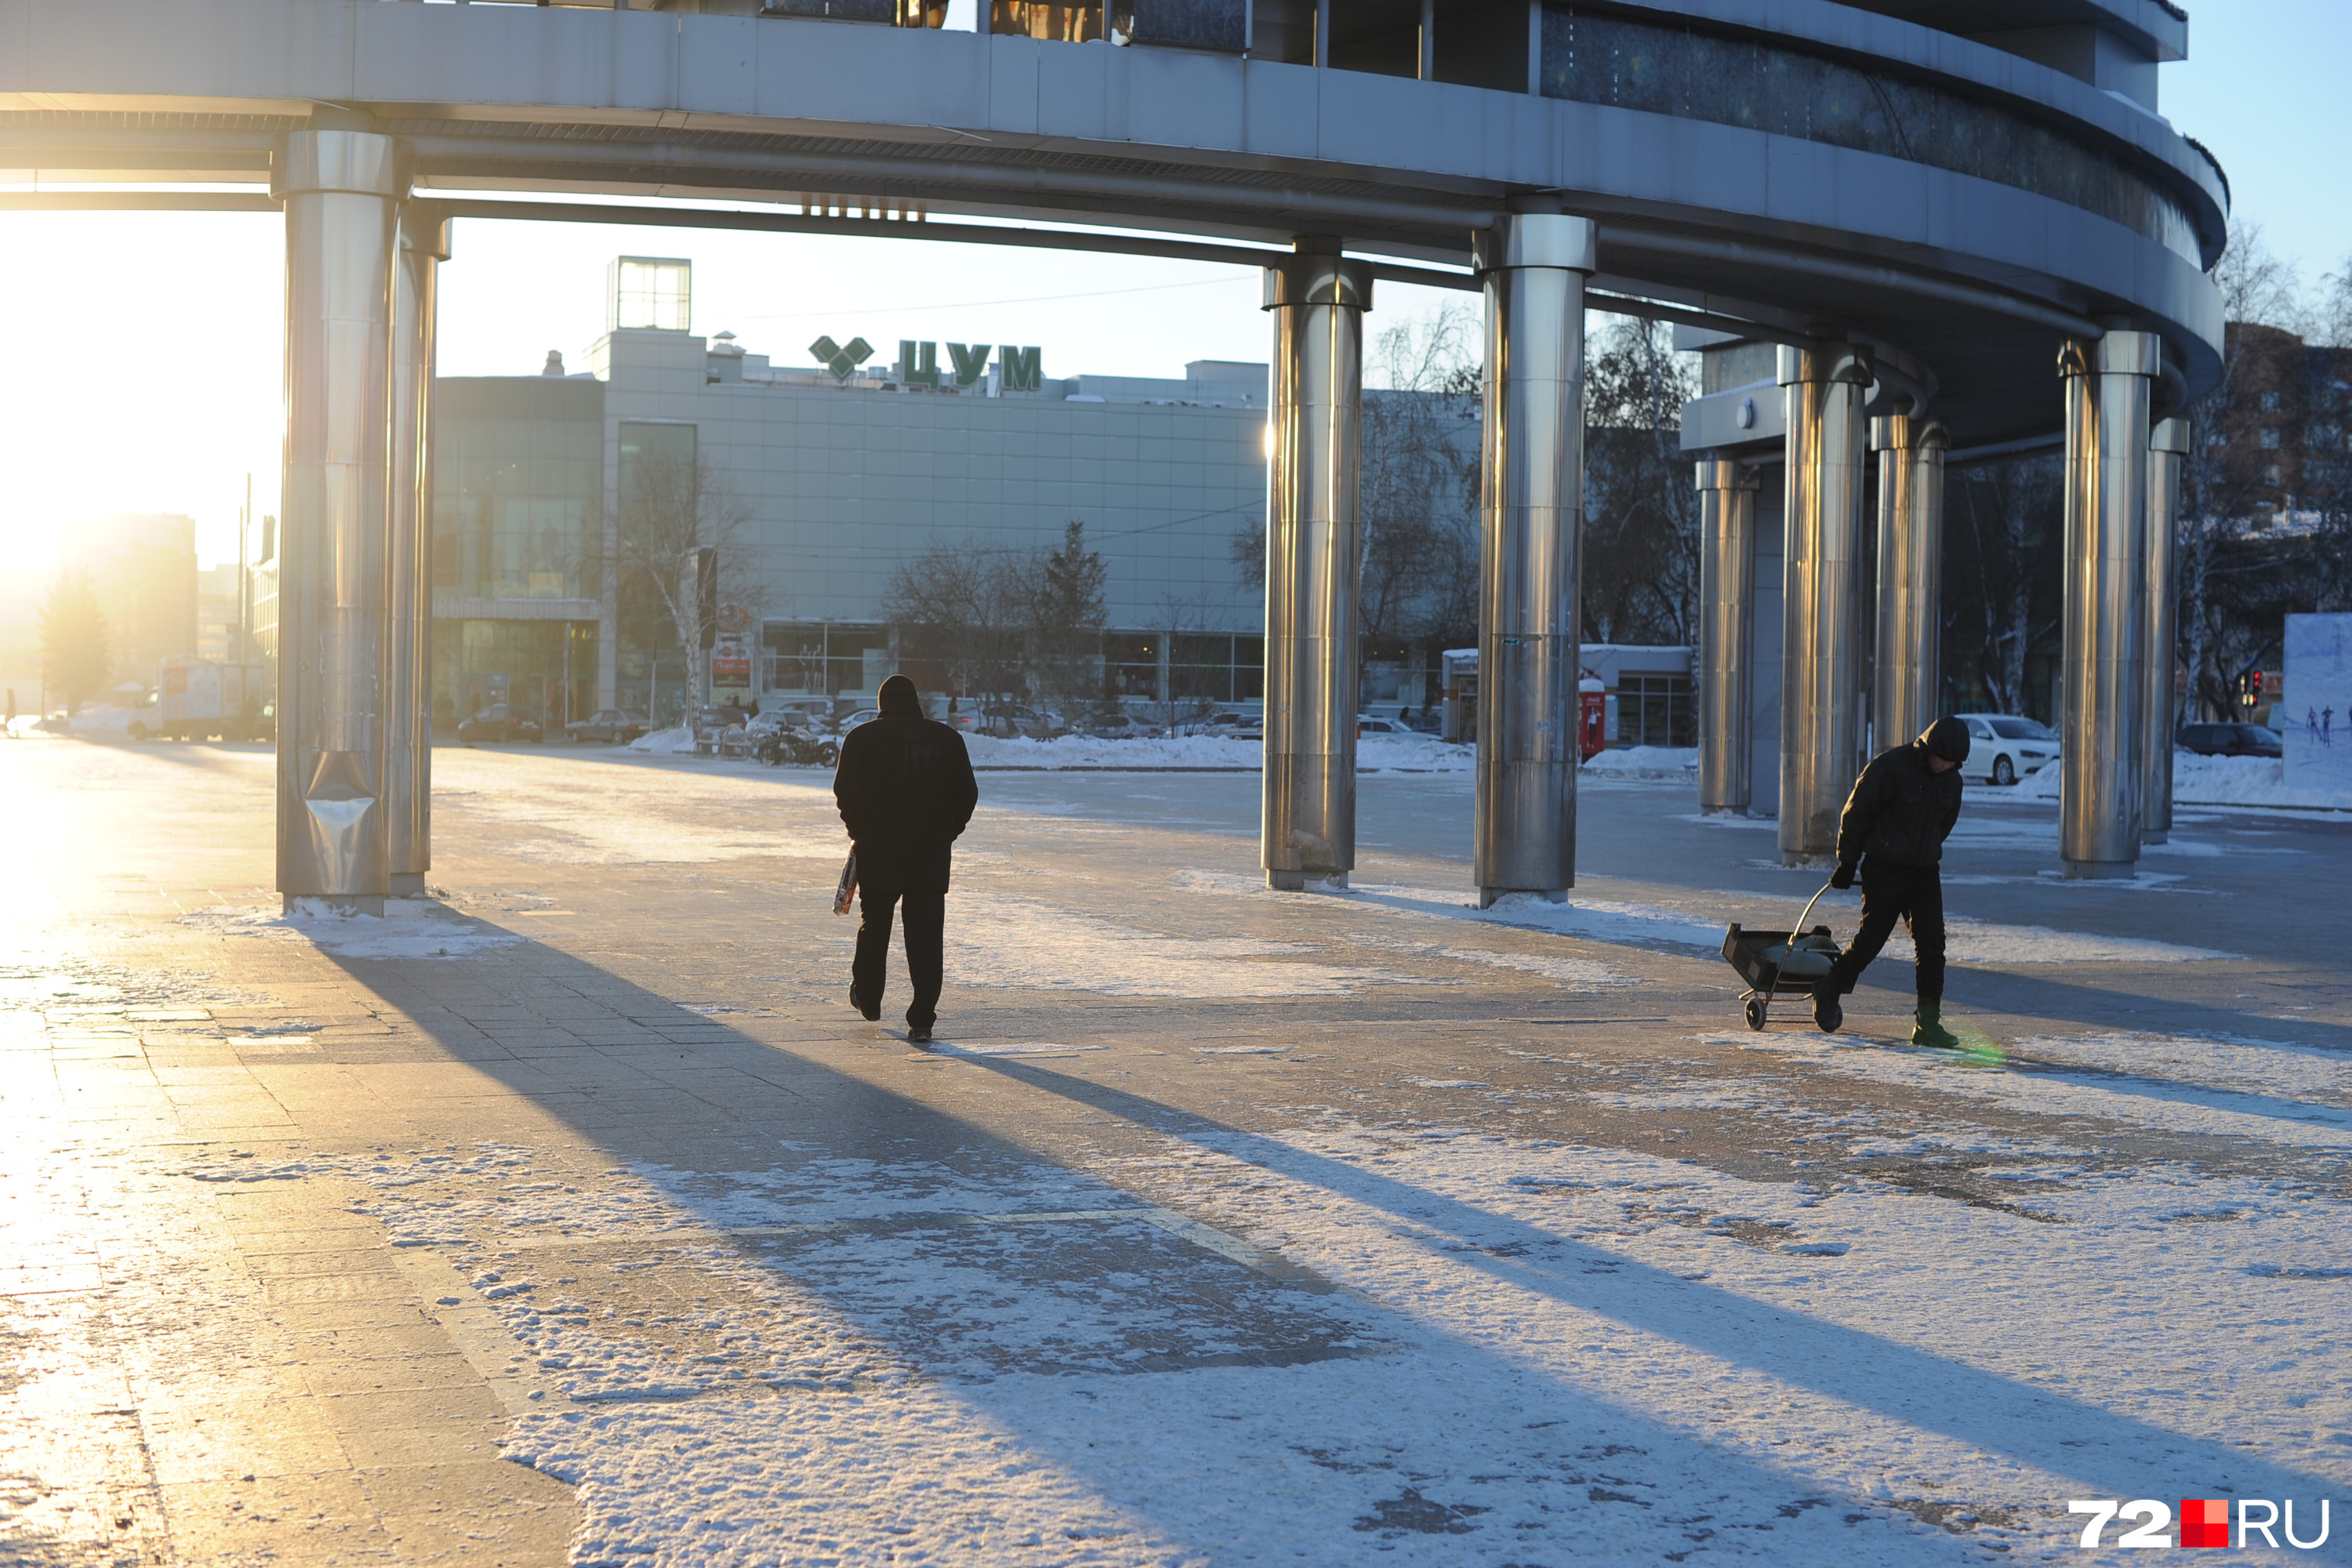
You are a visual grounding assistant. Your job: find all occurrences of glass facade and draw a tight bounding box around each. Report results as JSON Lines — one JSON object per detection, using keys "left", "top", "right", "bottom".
{"left": 433, "top": 379, "right": 603, "bottom": 601}
{"left": 430, "top": 376, "right": 604, "bottom": 731}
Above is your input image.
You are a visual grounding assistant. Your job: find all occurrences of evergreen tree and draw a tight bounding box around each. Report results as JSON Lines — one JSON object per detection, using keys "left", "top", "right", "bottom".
{"left": 38, "top": 571, "right": 111, "bottom": 714}
{"left": 1033, "top": 521, "right": 1107, "bottom": 706}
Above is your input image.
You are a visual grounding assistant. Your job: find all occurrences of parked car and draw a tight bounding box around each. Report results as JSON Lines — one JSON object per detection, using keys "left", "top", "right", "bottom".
{"left": 2177, "top": 721, "right": 2283, "bottom": 758}
{"left": 1356, "top": 715, "right": 1404, "bottom": 735}
{"left": 838, "top": 708, "right": 882, "bottom": 735}
{"left": 1080, "top": 713, "right": 1160, "bottom": 739}
{"left": 565, "top": 708, "right": 648, "bottom": 744}
{"left": 457, "top": 704, "right": 543, "bottom": 744}
{"left": 1954, "top": 712, "right": 2059, "bottom": 786}
{"left": 969, "top": 704, "right": 1062, "bottom": 739}
{"left": 1200, "top": 710, "right": 1263, "bottom": 740}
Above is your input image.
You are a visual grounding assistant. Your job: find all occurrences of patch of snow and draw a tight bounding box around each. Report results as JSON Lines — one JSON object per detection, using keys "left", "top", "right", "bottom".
{"left": 627, "top": 724, "right": 699, "bottom": 756}
{"left": 2019, "top": 752, "right": 2350, "bottom": 811}
{"left": 1583, "top": 745, "right": 1698, "bottom": 777}
{"left": 945, "top": 892, "right": 1417, "bottom": 998}
{"left": 178, "top": 900, "right": 527, "bottom": 960}
{"left": 958, "top": 731, "right": 1479, "bottom": 772}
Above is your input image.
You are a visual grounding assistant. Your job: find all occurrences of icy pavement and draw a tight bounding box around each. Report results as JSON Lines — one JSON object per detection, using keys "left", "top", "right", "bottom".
{"left": 2, "top": 739, "right": 2349, "bottom": 1566}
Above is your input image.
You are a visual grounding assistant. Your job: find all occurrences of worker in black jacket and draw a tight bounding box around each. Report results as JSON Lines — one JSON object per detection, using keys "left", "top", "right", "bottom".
{"left": 1813, "top": 716, "right": 1972, "bottom": 1047}
{"left": 833, "top": 675, "right": 980, "bottom": 1044}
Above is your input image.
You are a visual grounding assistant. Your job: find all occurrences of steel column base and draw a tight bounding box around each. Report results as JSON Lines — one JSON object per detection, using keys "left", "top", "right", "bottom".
{"left": 287, "top": 895, "right": 385, "bottom": 916}
{"left": 1268, "top": 870, "right": 1346, "bottom": 891}
{"left": 389, "top": 873, "right": 427, "bottom": 896}
{"left": 2141, "top": 831, "right": 2168, "bottom": 846}
{"left": 2064, "top": 860, "right": 2136, "bottom": 880}
{"left": 1478, "top": 887, "right": 1566, "bottom": 908}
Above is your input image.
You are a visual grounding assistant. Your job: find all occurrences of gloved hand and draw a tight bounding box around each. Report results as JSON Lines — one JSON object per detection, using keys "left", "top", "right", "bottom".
{"left": 1830, "top": 862, "right": 1856, "bottom": 891}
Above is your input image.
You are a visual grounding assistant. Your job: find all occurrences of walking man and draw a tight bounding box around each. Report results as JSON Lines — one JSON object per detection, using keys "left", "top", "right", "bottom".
{"left": 833, "top": 675, "right": 979, "bottom": 1044}
{"left": 1812, "top": 717, "right": 1972, "bottom": 1047}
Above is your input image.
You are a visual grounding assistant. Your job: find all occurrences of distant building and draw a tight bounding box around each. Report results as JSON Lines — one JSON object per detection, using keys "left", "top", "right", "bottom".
{"left": 429, "top": 257, "right": 1274, "bottom": 725}
{"left": 57, "top": 514, "right": 198, "bottom": 673}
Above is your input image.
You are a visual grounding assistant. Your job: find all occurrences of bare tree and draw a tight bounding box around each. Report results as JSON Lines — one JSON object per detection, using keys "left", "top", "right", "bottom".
{"left": 612, "top": 444, "right": 757, "bottom": 716}
{"left": 1951, "top": 455, "right": 2063, "bottom": 714}
{"left": 1584, "top": 318, "right": 1703, "bottom": 644}
{"left": 2178, "top": 222, "right": 2308, "bottom": 720}
{"left": 882, "top": 540, "right": 1030, "bottom": 703}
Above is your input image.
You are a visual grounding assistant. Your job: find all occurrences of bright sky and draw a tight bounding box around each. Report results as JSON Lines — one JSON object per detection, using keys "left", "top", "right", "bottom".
{"left": 0, "top": 0, "right": 2343, "bottom": 575}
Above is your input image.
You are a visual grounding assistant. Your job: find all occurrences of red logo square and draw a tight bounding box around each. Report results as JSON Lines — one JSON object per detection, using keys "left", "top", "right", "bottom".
{"left": 2180, "top": 1497, "right": 2230, "bottom": 1548}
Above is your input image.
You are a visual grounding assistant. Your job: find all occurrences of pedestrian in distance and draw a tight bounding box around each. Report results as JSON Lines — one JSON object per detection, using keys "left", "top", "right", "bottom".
{"left": 833, "top": 674, "right": 979, "bottom": 1045}
{"left": 1811, "top": 716, "right": 1972, "bottom": 1048}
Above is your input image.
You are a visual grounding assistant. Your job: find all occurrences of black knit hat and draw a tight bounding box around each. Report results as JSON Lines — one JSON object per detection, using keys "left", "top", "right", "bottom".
{"left": 1919, "top": 715, "right": 1972, "bottom": 763}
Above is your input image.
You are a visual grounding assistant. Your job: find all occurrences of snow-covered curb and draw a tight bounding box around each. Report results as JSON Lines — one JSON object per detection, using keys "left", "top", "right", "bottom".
{"left": 2017, "top": 753, "right": 2351, "bottom": 811}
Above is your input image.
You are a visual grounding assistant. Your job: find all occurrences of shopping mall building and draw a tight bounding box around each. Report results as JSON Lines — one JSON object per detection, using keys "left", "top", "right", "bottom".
{"left": 429, "top": 256, "right": 1284, "bottom": 727}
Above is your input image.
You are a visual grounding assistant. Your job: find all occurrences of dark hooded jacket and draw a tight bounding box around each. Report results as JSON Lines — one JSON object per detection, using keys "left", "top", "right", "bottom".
{"left": 1834, "top": 717, "right": 1970, "bottom": 869}
{"left": 833, "top": 677, "right": 980, "bottom": 892}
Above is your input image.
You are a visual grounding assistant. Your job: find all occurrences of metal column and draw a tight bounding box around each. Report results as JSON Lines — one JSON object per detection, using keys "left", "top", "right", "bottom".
{"left": 1261, "top": 241, "right": 1372, "bottom": 891}
{"left": 274, "top": 129, "right": 403, "bottom": 909}
{"left": 1472, "top": 213, "right": 1594, "bottom": 903}
{"left": 387, "top": 204, "right": 448, "bottom": 898}
{"left": 2143, "top": 415, "right": 2190, "bottom": 844}
{"left": 1777, "top": 343, "right": 1873, "bottom": 865}
{"left": 1696, "top": 459, "right": 1759, "bottom": 814}
{"left": 2057, "top": 330, "right": 2161, "bottom": 878}
{"left": 1871, "top": 414, "right": 1947, "bottom": 751}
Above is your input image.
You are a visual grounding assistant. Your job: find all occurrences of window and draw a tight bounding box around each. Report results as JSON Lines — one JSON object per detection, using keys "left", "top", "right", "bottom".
{"left": 2260, "top": 428, "right": 2282, "bottom": 449}
{"left": 2265, "top": 463, "right": 2283, "bottom": 486}
{"left": 1616, "top": 673, "right": 1694, "bottom": 748}
{"left": 2260, "top": 390, "right": 2282, "bottom": 412}
{"left": 608, "top": 256, "right": 692, "bottom": 332}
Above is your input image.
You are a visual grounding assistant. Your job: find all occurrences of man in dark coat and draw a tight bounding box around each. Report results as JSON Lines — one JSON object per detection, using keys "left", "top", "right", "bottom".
{"left": 1813, "top": 716, "right": 1972, "bottom": 1047}
{"left": 833, "top": 675, "right": 980, "bottom": 1044}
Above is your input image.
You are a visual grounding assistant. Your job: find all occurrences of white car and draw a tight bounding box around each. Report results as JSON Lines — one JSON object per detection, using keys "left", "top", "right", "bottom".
{"left": 1955, "top": 712, "right": 2060, "bottom": 786}
{"left": 1356, "top": 716, "right": 1405, "bottom": 735}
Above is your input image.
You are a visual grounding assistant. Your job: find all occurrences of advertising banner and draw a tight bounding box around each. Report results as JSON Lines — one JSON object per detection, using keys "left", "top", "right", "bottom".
{"left": 2283, "top": 612, "right": 2352, "bottom": 797}
{"left": 711, "top": 637, "right": 753, "bottom": 703}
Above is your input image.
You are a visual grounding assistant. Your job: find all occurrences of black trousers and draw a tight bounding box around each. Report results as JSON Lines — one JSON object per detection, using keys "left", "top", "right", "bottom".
{"left": 851, "top": 885, "right": 946, "bottom": 1030}
{"left": 1823, "top": 856, "right": 1946, "bottom": 1003}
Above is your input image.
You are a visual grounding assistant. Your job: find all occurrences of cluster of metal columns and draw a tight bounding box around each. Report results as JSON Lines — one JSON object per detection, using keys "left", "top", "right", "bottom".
{"left": 1258, "top": 213, "right": 1592, "bottom": 903}
{"left": 269, "top": 151, "right": 2185, "bottom": 900}
{"left": 275, "top": 129, "right": 444, "bottom": 909}
{"left": 1691, "top": 331, "right": 2187, "bottom": 880}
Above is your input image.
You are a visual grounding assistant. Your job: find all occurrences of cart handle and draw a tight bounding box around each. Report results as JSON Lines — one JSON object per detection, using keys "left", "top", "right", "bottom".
{"left": 1757, "top": 879, "right": 1838, "bottom": 996}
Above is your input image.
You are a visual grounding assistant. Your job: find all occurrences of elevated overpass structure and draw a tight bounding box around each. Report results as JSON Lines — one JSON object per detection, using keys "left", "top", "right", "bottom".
{"left": 0, "top": 0, "right": 2226, "bottom": 898}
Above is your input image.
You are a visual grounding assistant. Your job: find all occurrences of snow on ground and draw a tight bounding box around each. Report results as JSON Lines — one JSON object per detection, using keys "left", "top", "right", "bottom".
{"left": 1582, "top": 744, "right": 1700, "bottom": 778}
{"left": 944, "top": 892, "right": 1417, "bottom": 998}
{"left": 1170, "top": 872, "right": 2227, "bottom": 967}
{"left": 2019, "top": 753, "right": 2350, "bottom": 811}
{"left": 176, "top": 900, "right": 527, "bottom": 960}
{"left": 962, "top": 731, "right": 1481, "bottom": 771}
{"left": 194, "top": 1036, "right": 2352, "bottom": 1568}
{"left": 1727, "top": 1028, "right": 2352, "bottom": 1149}
{"left": 626, "top": 724, "right": 699, "bottom": 755}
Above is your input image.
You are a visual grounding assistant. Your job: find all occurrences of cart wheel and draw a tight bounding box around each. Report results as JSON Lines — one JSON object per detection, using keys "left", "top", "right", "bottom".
{"left": 1744, "top": 997, "right": 1769, "bottom": 1031}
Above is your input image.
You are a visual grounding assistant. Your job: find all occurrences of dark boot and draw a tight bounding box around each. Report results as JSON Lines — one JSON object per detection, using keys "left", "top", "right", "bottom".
{"left": 1911, "top": 1002, "right": 1959, "bottom": 1049}
{"left": 1810, "top": 975, "right": 1843, "bottom": 1033}
{"left": 848, "top": 982, "right": 880, "bottom": 1022}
